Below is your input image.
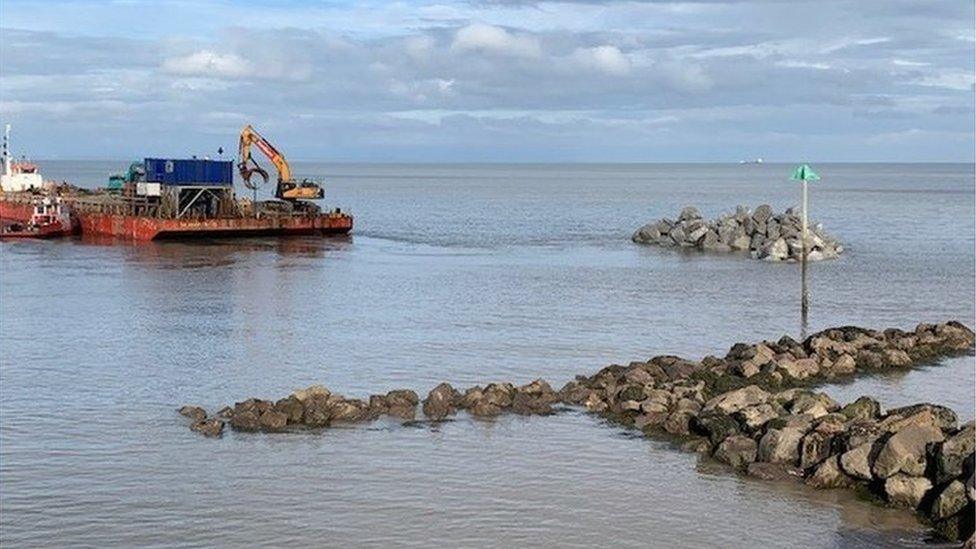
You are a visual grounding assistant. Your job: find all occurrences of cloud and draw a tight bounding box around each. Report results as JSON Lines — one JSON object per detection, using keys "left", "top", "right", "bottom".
{"left": 913, "top": 71, "right": 976, "bottom": 91}
{"left": 161, "top": 50, "right": 254, "bottom": 78}
{"left": 571, "top": 45, "right": 631, "bottom": 75}
{"left": 0, "top": 0, "right": 972, "bottom": 161}
{"left": 451, "top": 23, "right": 542, "bottom": 58}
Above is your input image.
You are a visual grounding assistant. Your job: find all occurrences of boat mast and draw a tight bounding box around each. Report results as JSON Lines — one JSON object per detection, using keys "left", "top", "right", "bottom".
{"left": 2, "top": 124, "right": 10, "bottom": 177}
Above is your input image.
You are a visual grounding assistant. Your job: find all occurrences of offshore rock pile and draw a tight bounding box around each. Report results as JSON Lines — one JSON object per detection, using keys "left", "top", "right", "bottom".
{"left": 180, "top": 321, "right": 975, "bottom": 543}
{"left": 632, "top": 205, "right": 843, "bottom": 261}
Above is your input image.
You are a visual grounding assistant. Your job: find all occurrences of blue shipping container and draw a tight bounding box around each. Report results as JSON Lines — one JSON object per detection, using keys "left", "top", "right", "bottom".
{"left": 144, "top": 158, "right": 233, "bottom": 186}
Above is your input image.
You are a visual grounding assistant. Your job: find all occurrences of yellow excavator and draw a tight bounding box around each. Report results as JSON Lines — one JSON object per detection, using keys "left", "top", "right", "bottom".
{"left": 237, "top": 124, "right": 324, "bottom": 200}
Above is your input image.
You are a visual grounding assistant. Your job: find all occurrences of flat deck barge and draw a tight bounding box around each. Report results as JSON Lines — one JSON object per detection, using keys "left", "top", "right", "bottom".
{"left": 0, "top": 192, "right": 352, "bottom": 241}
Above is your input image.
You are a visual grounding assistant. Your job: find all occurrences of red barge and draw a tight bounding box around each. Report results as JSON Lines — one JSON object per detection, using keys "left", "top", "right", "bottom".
{"left": 0, "top": 193, "right": 352, "bottom": 241}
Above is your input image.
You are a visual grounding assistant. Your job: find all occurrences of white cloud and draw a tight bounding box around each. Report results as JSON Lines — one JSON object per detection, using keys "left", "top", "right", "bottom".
{"left": 892, "top": 59, "right": 930, "bottom": 67}
{"left": 913, "top": 71, "right": 975, "bottom": 91}
{"left": 161, "top": 50, "right": 254, "bottom": 78}
{"left": 571, "top": 45, "right": 631, "bottom": 75}
{"left": 451, "top": 23, "right": 542, "bottom": 59}
{"left": 776, "top": 60, "right": 831, "bottom": 70}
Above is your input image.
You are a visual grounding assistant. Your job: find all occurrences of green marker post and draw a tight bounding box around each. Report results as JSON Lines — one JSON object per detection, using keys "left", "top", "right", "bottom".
{"left": 790, "top": 164, "right": 820, "bottom": 340}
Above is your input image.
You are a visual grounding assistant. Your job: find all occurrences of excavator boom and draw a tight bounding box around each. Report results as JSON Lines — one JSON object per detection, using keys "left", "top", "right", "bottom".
{"left": 237, "top": 124, "right": 323, "bottom": 200}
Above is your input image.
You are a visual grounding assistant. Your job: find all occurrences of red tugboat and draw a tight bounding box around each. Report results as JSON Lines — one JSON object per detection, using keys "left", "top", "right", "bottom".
{"left": 1, "top": 196, "right": 73, "bottom": 239}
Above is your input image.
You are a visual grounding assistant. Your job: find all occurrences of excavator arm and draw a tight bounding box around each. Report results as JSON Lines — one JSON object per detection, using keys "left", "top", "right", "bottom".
{"left": 238, "top": 124, "right": 290, "bottom": 185}
{"left": 237, "top": 124, "right": 322, "bottom": 200}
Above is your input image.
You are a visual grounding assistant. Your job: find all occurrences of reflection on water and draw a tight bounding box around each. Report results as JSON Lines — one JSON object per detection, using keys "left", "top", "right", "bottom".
{"left": 77, "top": 233, "right": 353, "bottom": 263}
{"left": 1, "top": 163, "right": 974, "bottom": 548}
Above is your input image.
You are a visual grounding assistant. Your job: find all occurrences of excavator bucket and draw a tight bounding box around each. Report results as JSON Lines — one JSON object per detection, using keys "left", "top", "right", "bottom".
{"left": 237, "top": 156, "right": 269, "bottom": 190}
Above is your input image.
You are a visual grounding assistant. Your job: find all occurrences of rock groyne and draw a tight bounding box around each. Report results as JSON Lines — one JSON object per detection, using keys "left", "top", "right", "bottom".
{"left": 180, "top": 321, "right": 975, "bottom": 543}
{"left": 632, "top": 205, "right": 843, "bottom": 262}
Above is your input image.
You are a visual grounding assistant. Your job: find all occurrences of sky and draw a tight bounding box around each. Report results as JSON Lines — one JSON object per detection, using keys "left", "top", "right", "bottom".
{"left": 0, "top": 0, "right": 973, "bottom": 162}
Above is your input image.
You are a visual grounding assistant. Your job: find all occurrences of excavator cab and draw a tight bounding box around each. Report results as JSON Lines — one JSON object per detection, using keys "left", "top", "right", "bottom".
{"left": 277, "top": 179, "right": 325, "bottom": 200}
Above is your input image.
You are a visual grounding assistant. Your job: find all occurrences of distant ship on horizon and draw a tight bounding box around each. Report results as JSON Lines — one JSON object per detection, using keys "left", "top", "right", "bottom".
{"left": 738, "top": 158, "right": 764, "bottom": 164}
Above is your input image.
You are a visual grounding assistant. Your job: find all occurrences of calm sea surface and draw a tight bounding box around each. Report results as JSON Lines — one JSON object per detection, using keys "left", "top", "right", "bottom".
{"left": 1, "top": 162, "right": 974, "bottom": 548}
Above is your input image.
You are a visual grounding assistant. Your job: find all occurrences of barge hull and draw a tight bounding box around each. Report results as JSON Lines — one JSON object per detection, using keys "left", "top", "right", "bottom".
{"left": 2, "top": 199, "right": 352, "bottom": 241}
{"left": 76, "top": 212, "right": 352, "bottom": 240}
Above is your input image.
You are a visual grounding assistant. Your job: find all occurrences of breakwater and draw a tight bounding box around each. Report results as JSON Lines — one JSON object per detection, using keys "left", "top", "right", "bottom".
{"left": 632, "top": 205, "right": 843, "bottom": 261}
{"left": 181, "top": 321, "right": 975, "bottom": 543}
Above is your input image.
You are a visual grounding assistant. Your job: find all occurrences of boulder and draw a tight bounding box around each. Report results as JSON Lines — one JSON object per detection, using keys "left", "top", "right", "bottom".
{"left": 302, "top": 394, "right": 333, "bottom": 427}
{"left": 259, "top": 409, "right": 288, "bottom": 431}
{"left": 730, "top": 234, "right": 751, "bottom": 250}
{"left": 483, "top": 383, "right": 515, "bottom": 408}
{"left": 178, "top": 405, "right": 207, "bottom": 422}
{"left": 701, "top": 231, "right": 731, "bottom": 252}
{"left": 760, "top": 238, "right": 789, "bottom": 262}
{"left": 703, "top": 385, "right": 770, "bottom": 415}
{"left": 640, "top": 399, "right": 669, "bottom": 415}
{"left": 806, "top": 455, "right": 855, "bottom": 489}
{"left": 229, "top": 410, "right": 261, "bottom": 431}
{"left": 292, "top": 384, "right": 330, "bottom": 403}
{"left": 423, "top": 382, "right": 459, "bottom": 421}
{"left": 557, "top": 381, "right": 590, "bottom": 405}
{"left": 679, "top": 206, "right": 701, "bottom": 222}
{"left": 776, "top": 358, "right": 820, "bottom": 380}
{"left": 812, "top": 413, "right": 847, "bottom": 436}
{"left": 734, "top": 403, "right": 781, "bottom": 431}
{"left": 273, "top": 396, "right": 305, "bottom": 424}
{"left": 668, "top": 226, "right": 687, "bottom": 245}
{"left": 879, "top": 408, "right": 942, "bottom": 433}
{"left": 674, "top": 398, "right": 702, "bottom": 414}
{"left": 840, "top": 396, "right": 882, "bottom": 421}
{"left": 830, "top": 354, "right": 857, "bottom": 375}
{"left": 884, "top": 474, "right": 932, "bottom": 508}
{"left": 190, "top": 418, "right": 224, "bottom": 437}
{"left": 799, "top": 431, "right": 833, "bottom": 470}
{"left": 883, "top": 349, "right": 912, "bottom": 367}
{"left": 663, "top": 410, "right": 695, "bottom": 436}
{"left": 470, "top": 401, "right": 503, "bottom": 417}
{"left": 385, "top": 389, "right": 420, "bottom": 420}
{"left": 753, "top": 204, "right": 773, "bottom": 224}
{"left": 632, "top": 223, "right": 660, "bottom": 243}
{"left": 693, "top": 412, "right": 742, "bottom": 447}
{"left": 758, "top": 427, "right": 805, "bottom": 464}
{"left": 714, "top": 435, "right": 758, "bottom": 469}
{"left": 687, "top": 225, "right": 709, "bottom": 243}
{"left": 887, "top": 404, "right": 958, "bottom": 431}
{"left": 790, "top": 392, "right": 838, "bottom": 418}
{"left": 766, "top": 414, "right": 815, "bottom": 433}
{"left": 518, "top": 379, "right": 557, "bottom": 403}
{"left": 844, "top": 419, "right": 883, "bottom": 449}
{"left": 585, "top": 391, "right": 608, "bottom": 413}
{"left": 854, "top": 349, "right": 884, "bottom": 369}
{"left": 511, "top": 391, "right": 553, "bottom": 415}
{"left": 933, "top": 422, "right": 975, "bottom": 485}
{"left": 932, "top": 480, "right": 969, "bottom": 520}
{"left": 839, "top": 442, "right": 876, "bottom": 481}
{"left": 873, "top": 423, "right": 945, "bottom": 478}
{"left": 329, "top": 399, "right": 369, "bottom": 422}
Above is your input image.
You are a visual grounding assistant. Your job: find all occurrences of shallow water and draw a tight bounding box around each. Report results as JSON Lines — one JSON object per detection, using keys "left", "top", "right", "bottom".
{"left": 1, "top": 162, "right": 974, "bottom": 547}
